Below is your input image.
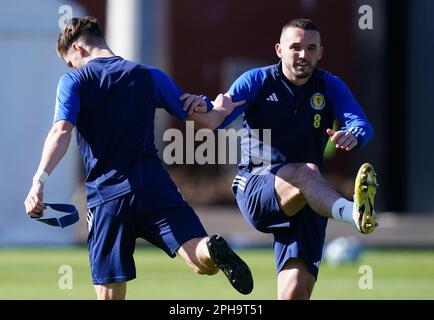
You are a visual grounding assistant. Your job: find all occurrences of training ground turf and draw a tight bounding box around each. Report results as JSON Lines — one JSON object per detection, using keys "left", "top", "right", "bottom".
{"left": 0, "top": 247, "right": 433, "bottom": 299}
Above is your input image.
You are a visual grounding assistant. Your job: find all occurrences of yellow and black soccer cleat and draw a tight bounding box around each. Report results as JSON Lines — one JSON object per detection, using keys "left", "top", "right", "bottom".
{"left": 353, "top": 163, "right": 378, "bottom": 234}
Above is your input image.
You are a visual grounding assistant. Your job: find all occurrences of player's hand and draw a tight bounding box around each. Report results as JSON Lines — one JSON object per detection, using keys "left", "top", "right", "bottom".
{"left": 24, "top": 181, "right": 46, "bottom": 218}
{"left": 326, "top": 128, "right": 358, "bottom": 151}
{"left": 212, "top": 93, "right": 245, "bottom": 116}
{"left": 180, "top": 93, "right": 208, "bottom": 115}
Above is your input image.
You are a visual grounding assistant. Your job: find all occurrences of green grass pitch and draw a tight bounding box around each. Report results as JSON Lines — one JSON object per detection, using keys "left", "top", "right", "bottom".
{"left": 0, "top": 247, "right": 433, "bottom": 299}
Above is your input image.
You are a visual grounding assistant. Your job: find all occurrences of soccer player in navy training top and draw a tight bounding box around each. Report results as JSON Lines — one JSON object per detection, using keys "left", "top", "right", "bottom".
{"left": 23, "top": 16, "right": 253, "bottom": 299}
{"left": 185, "top": 19, "right": 378, "bottom": 299}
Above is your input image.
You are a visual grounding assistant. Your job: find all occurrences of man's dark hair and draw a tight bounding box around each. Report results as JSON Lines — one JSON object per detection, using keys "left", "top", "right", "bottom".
{"left": 282, "top": 19, "right": 320, "bottom": 32}
{"left": 56, "top": 16, "right": 105, "bottom": 57}
{"left": 280, "top": 19, "right": 321, "bottom": 43}
{"left": 282, "top": 18, "right": 320, "bottom": 33}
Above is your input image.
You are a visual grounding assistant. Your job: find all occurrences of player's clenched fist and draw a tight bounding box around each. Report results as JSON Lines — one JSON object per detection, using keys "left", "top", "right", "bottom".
{"left": 24, "top": 182, "right": 46, "bottom": 218}
{"left": 180, "top": 93, "right": 209, "bottom": 115}
{"left": 326, "top": 128, "right": 358, "bottom": 151}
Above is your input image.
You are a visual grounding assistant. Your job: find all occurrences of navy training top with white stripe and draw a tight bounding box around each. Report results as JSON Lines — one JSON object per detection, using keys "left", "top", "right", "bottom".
{"left": 53, "top": 56, "right": 210, "bottom": 208}
{"left": 219, "top": 60, "right": 374, "bottom": 173}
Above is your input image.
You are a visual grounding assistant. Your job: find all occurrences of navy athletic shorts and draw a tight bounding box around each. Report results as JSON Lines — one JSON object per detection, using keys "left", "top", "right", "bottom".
{"left": 232, "top": 164, "right": 328, "bottom": 279}
{"left": 86, "top": 183, "right": 207, "bottom": 285}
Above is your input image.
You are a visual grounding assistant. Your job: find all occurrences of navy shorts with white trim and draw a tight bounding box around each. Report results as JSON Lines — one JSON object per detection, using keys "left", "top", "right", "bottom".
{"left": 232, "top": 164, "right": 328, "bottom": 279}
{"left": 87, "top": 184, "right": 207, "bottom": 285}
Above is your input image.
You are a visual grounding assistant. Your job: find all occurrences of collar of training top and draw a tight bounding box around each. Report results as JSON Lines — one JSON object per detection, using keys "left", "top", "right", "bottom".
{"left": 31, "top": 203, "right": 79, "bottom": 228}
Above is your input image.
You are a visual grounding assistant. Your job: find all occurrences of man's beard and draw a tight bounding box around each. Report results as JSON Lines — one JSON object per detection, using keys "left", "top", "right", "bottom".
{"left": 295, "top": 70, "right": 313, "bottom": 79}
{"left": 286, "top": 59, "right": 317, "bottom": 79}
{"left": 293, "top": 63, "right": 316, "bottom": 79}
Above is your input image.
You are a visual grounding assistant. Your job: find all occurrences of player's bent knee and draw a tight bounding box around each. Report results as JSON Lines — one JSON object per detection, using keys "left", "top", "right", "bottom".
{"left": 297, "top": 163, "right": 319, "bottom": 177}
{"left": 294, "top": 163, "right": 320, "bottom": 186}
{"left": 276, "top": 163, "right": 320, "bottom": 189}
{"left": 305, "top": 162, "right": 319, "bottom": 172}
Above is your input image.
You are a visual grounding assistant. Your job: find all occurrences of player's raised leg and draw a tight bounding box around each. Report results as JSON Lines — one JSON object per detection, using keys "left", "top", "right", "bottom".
{"left": 275, "top": 163, "right": 338, "bottom": 217}
{"left": 275, "top": 162, "right": 342, "bottom": 217}
{"left": 274, "top": 162, "right": 378, "bottom": 233}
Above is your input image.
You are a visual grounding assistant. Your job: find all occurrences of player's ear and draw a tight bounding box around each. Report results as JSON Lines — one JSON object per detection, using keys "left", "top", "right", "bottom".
{"left": 71, "top": 42, "right": 80, "bottom": 53}
{"left": 275, "top": 43, "right": 283, "bottom": 58}
{"left": 318, "top": 46, "right": 324, "bottom": 60}
{"left": 71, "top": 42, "right": 85, "bottom": 56}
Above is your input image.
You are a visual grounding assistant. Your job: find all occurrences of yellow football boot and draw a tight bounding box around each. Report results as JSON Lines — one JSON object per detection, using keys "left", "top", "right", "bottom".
{"left": 353, "top": 163, "right": 378, "bottom": 234}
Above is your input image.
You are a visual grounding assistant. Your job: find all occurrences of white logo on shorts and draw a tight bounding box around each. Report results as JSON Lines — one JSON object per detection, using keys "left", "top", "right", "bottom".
{"left": 86, "top": 209, "right": 94, "bottom": 233}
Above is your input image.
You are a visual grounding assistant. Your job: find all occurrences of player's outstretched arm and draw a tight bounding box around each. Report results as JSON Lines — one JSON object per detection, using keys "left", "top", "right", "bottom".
{"left": 182, "top": 93, "right": 245, "bottom": 130}
{"left": 24, "top": 120, "right": 73, "bottom": 217}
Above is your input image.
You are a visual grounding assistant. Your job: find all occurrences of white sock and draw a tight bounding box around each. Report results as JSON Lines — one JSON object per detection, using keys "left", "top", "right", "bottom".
{"left": 331, "top": 198, "right": 354, "bottom": 225}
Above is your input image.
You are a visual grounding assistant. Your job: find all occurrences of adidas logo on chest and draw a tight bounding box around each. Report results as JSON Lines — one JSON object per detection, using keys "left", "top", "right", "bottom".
{"left": 266, "top": 92, "right": 279, "bottom": 102}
